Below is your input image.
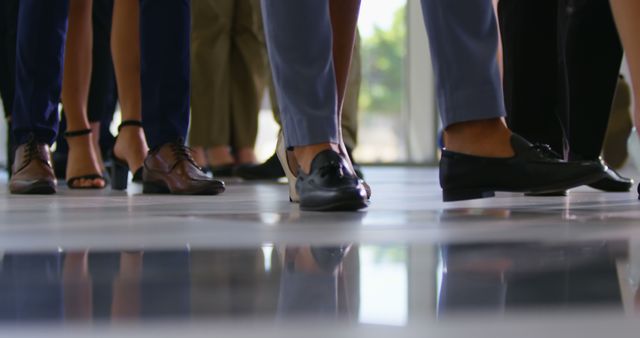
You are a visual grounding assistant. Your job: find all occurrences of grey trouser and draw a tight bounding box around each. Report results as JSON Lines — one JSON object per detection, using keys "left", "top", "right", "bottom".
{"left": 268, "top": 33, "right": 361, "bottom": 150}
{"left": 262, "top": 0, "right": 505, "bottom": 147}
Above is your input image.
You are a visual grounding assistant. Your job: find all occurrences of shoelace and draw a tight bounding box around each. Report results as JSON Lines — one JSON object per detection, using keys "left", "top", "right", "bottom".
{"left": 170, "top": 141, "right": 204, "bottom": 171}
{"left": 532, "top": 143, "right": 562, "bottom": 160}
{"left": 21, "top": 137, "right": 40, "bottom": 167}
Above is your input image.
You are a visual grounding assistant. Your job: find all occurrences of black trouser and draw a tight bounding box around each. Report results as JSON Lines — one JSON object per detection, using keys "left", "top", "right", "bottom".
{"left": 498, "top": 0, "right": 622, "bottom": 160}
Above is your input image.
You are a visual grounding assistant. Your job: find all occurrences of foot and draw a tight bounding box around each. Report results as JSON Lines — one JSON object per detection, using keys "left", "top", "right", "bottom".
{"left": 234, "top": 152, "right": 285, "bottom": 180}
{"left": 10, "top": 136, "right": 57, "bottom": 194}
{"left": 191, "top": 146, "right": 208, "bottom": 169}
{"left": 236, "top": 147, "right": 257, "bottom": 165}
{"left": 113, "top": 124, "right": 148, "bottom": 176}
{"left": 66, "top": 133, "right": 105, "bottom": 189}
{"left": 440, "top": 134, "right": 606, "bottom": 202}
{"left": 206, "top": 146, "right": 235, "bottom": 176}
{"left": 90, "top": 122, "right": 106, "bottom": 173}
{"left": 443, "top": 119, "right": 515, "bottom": 158}
{"left": 142, "top": 140, "right": 225, "bottom": 195}
{"left": 206, "top": 146, "right": 234, "bottom": 167}
{"left": 294, "top": 143, "right": 341, "bottom": 174}
{"left": 296, "top": 149, "right": 368, "bottom": 211}
{"left": 587, "top": 158, "right": 634, "bottom": 192}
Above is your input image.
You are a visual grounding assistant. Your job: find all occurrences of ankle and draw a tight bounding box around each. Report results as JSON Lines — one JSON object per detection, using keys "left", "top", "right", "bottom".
{"left": 206, "top": 146, "right": 234, "bottom": 166}
{"left": 65, "top": 132, "right": 91, "bottom": 145}
{"left": 443, "top": 119, "right": 514, "bottom": 157}
{"left": 236, "top": 148, "right": 257, "bottom": 164}
{"left": 293, "top": 143, "right": 340, "bottom": 174}
{"left": 191, "top": 147, "right": 207, "bottom": 168}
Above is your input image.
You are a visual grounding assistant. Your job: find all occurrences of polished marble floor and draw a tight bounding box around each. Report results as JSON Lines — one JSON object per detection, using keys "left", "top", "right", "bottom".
{"left": 1, "top": 167, "right": 640, "bottom": 337}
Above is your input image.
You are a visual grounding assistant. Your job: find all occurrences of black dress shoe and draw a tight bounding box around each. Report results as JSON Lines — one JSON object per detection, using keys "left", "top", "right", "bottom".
{"left": 525, "top": 190, "right": 568, "bottom": 197}
{"left": 440, "top": 134, "right": 605, "bottom": 202}
{"left": 234, "top": 152, "right": 285, "bottom": 180}
{"left": 296, "top": 150, "right": 368, "bottom": 211}
{"left": 587, "top": 159, "right": 633, "bottom": 192}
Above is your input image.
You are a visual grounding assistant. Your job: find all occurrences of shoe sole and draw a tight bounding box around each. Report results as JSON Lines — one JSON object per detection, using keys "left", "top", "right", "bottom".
{"left": 10, "top": 180, "right": 56, "bottom": 195}
{"left": 443, "top": 171, "right": 606, "bottom": 202}
{"left": 142, "top": 181, "right": 225, "bottom": 195}
{"left": 587, "top": 182, "right": 633, "bottom": 192}
{"left": 300, "top": 199, "right": 369, "bottom": 212}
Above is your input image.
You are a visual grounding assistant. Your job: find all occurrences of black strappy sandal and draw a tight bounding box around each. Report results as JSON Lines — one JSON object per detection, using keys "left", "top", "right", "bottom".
{"left": 64, "top": 129, "right": 107, "bottom": 190}
{"left": 111, "top": 120, "right": 145, "bottom": 190}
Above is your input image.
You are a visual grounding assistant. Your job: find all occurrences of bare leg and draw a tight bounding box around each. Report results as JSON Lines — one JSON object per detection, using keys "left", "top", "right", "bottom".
{"left": 62, "top": 251, "right": 93, "bottom": 320}
{"left": 609, "top": 0, "right": 640, "bottom": 132}
{"left": 111, "top": 0, "right": 148, "bottom": 172}
{"left": 111, "top": 252, "right": 143, "bottom": 320}
{"left": 90, "top": 121, "right": 105, "bottom": 171}
{"left": 62, "top": 0, "right": 105, "bottom": 188}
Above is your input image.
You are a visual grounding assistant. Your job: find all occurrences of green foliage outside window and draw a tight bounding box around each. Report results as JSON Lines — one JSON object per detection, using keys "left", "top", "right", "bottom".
{"left": 360, "top": 5, "right": 406, "bottom": 115}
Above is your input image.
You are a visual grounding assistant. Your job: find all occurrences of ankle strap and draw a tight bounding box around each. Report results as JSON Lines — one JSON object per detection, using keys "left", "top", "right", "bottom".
{"left": 64, "top": 129, "right": 92, "bottom": 138}
{"left": 118, "top": 120, "right": 143, "bottom": 132}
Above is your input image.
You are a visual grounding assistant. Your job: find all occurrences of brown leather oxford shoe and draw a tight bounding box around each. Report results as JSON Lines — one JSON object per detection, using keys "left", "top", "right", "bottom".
{"left": 10, "top": 137, "right": 57, "bottom": 194}
{"left": 142, "top": 141, "right": 225, "bottom": 195}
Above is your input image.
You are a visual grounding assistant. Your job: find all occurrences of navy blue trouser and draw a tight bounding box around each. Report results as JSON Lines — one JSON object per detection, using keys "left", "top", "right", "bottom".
{"left": 12, "top": 0, "right": 68, "bottom": 145}
{"left": 12, "top": 0, "right": 191, "bottom": 148}
{"left": 262, "top": 0, "right": 505, "bottom": 148}
{"left": 140, "top": 0, "right": 191, "bottom": 148}
{"left": 261, "top": 0, "right": 338, "bottom": 148}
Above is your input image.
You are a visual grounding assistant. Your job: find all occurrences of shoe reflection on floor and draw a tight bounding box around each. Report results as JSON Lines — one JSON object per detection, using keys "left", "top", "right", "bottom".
{"left": 436, "top": 241, "right": 627, "bottom": 316}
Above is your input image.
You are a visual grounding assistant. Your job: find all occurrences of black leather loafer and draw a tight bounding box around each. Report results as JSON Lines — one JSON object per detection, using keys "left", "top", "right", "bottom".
{"left": 440, "top": 134, "right": 605, "bottom": 202}
{"left": 296, "top": 150, "right": 368, "bottom": 211}
{"left": 587, "top": 158, "right": 633, "bottom": 192}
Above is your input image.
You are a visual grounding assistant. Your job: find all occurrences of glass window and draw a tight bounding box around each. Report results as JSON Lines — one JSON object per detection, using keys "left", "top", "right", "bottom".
{"left": 356, "top": 0, "right": 408, "bottom": 163}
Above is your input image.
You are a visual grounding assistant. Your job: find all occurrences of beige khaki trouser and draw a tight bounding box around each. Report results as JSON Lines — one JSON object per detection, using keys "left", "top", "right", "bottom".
{"left": 190, "top": 0, "right": 268, "bottom": 148}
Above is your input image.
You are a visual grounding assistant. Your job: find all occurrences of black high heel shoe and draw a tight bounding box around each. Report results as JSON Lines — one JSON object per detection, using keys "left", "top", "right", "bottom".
{"left": 64, "top": 129, "right": 106, "bottom": 189}
{"left": 111, "top": 120, "right": 144, "bottom": 190}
